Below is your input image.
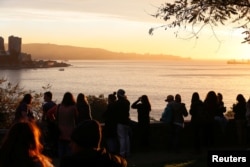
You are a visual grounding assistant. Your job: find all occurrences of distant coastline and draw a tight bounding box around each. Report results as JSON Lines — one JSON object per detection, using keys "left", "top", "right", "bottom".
{"left": 227, "top": 59, "right": 250, "bottom": 64}
{"left": 0, "top": 60, "right": 71, "bottom": 69}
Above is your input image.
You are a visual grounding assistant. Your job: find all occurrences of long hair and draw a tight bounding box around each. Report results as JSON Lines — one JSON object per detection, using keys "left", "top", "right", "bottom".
{"left": 191, "top": 92, "right": 200, "bottom": 104}
{"left": 21, "top": 94, "right": 32, "bottom": 104}
{"left": 0, "top": 121, "right": 52, "bottom": 167}
{"left": 77, "top": 93, "right": 89, "bottom": 106}
{"left": 141, "top": 95, "right": 151, "bottom": 111}
{"left": 61, "top": 92, "right": 76, "bottom": 106}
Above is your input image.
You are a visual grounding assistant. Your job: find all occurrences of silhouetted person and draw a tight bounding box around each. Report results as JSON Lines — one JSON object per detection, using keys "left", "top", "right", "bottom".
{"left": 214, "top": 93, "right": 227, "bottom": 133}
{"left": 233, "top": 94, "right": 247, "bottom": 146}
{"left": 114, "top": 89, "right": 130, "bottom": 158}
{"left": 59, "top": 120, "right": 127, "bottom": 167}
{"left": 103, "top": 92, "right": 119, "bottom": 154}
{"left": 189, "top": 92, "right": 204, "bottom": 153}
{"left": 246, "top": 97, "right": 250, "bottom": 146}
{"left": 160, "top": 95, "right": 174, "bottom": 124}
{"left": 14, "top": 93, "right": 34, "bottom": 123}
{"left": 203, "top": 91, "right": 219, "bottom": 147}
{"left": 55, "top": 92, "right": 78, "bottom": 159}
{"left": 131, "top": 95, "right": 151, "bottom": 147}
{"left": 170, "top": 94, "right": 188, "bottom": 152}
{"left": 0, "top": 120, "right": 53, "bottom": 167}
{"left": 76, "top": 93, "right": 92, "bottom": 124}
{"left": 42, "top": 91, "right": 57, "bottom": 157}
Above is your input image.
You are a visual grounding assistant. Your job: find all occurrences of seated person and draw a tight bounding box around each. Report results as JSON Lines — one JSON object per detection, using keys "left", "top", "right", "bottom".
{"left": 59, "top": 119, "right": 127, "bottom": 167}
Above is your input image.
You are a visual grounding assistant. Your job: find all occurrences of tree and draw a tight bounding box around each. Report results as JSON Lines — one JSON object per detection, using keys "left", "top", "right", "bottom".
{"left": 0, "top": 78, "right": 51, "bottom": 128}
{"left": 149, "top": 0, "right": 250, "bottom": 43}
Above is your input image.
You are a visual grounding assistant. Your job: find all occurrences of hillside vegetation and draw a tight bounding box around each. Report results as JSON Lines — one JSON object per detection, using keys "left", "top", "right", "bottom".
{"left": 21, "top": 43, "right": 190, "bottom": 60}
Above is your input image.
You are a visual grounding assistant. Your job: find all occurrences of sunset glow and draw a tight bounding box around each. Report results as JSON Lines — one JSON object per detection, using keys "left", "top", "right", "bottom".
{"left": 0, "top": 0, "right": 249, "bottom": 60}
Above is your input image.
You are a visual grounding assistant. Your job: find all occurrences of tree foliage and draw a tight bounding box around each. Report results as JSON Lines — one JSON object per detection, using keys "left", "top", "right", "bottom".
{"left": 149, "top": 0, "right": 250, "bottom": 43}
{"left": 0, "top": 78, "right": 51, "bottom": 128}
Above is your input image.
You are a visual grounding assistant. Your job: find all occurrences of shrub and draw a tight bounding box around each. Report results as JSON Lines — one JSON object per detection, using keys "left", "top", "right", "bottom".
{"left": 0, "top": 78, "right": 51, "bottom": 128}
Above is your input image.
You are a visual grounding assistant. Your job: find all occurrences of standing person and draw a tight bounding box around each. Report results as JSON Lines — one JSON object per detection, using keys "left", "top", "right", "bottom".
{"left": 189, "top": 92, "right": 205, "bottom": 153}
{"left": 0, "top": 120, "right": 54, "bottom": 167}
{"left": 55, "top": 92, "right": 78, "bottom": 159}
{"left": 131, "top": 95, "right": 151, "bottom": 147}
{"left": 215, "top": 93, "right": 227, "bottom": 133}
{"left": 76, "top": 93, "right": 92, "bottom": 124}
{"left": 246, "top": 97, "right": 250, "bottom": 147}
{"left": 103, "top": 92, "right": 118, "bottom": 154}
{"left": 232, "top": 94, "right": 247, "bottom": 146}
{"left": 160, "top": 95, "right": 174, "bottom": 124}
{"left": 171, "top": 94, "right": 188, "bottom": 152}
{"left": 14, "top": 93, "right": 34, "bottom": 123}
{"left": 42, "top": 91, "right": 57, "bottom": 157}
{"left": 59, "top": 120, "right": 127, "bottom": 167}
{"left": 114, "top": 89, "right": 130, "bottom": 158}
{"left": 203, "top": 91, "right": 219, "bottom": 147}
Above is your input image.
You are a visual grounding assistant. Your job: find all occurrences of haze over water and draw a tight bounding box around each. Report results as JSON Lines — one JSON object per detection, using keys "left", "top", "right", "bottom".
{"left": 1, "top": 60, "right": 250, "bottom": 121}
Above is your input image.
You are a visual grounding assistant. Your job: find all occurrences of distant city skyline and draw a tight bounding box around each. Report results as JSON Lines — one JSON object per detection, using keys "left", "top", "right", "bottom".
{"left": 0, "top": 0, "right": 249, "bottom": 60}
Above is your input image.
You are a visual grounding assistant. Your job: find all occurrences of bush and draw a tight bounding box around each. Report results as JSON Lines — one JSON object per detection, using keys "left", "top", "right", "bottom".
{"left": 0, "top": 78, "right": 108, "bottom": 128}
{"left": 0, "top": 78, "right": 51, "bottom": 128}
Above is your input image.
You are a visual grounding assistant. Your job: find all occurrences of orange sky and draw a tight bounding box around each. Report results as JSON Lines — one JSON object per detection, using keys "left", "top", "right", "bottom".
{"left": 0, "top": 0, "right": 249, "bottom": 60}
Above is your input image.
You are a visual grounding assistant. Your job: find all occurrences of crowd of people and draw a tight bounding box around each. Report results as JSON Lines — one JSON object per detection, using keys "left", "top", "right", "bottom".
{"left": 0, "top": 89, "right": 250, "bottom": 167}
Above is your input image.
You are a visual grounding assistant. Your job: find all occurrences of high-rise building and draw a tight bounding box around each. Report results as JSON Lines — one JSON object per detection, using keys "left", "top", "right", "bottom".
{"left": 8, "top": 35, "right": 21, "bottom": 56}
{"left": 0, "top": 37, "right": 5, "bottom": 55}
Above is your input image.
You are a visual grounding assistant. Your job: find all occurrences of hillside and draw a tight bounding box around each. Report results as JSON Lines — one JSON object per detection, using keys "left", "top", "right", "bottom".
{"left": 21, "top": 43, "right": 190, "bottom": 60}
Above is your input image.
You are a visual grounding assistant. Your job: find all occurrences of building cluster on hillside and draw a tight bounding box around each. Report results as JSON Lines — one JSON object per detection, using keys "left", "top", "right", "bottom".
{"left": 0, "top": 35, "right": 70, "bottom": 69}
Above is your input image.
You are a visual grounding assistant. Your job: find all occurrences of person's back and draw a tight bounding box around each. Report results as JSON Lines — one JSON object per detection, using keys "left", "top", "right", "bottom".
{"left": 59, "top": 120, "right": 127, "bottom": 167}
{"left": 76, "top": 93, "right": 92, "bottom": 124}
{"left": 115, "top": 97, "right": 130, "bottom": 125}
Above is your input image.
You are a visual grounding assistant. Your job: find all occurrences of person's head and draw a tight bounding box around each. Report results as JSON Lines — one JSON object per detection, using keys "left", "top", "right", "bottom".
{"left": 43, "top": 91, "right": 52, "bottom": 102}
{"left": 108, "top": 92, "right": 117, "bottom": 104}
{"left": 1, "top": 120, "right": 43, "bottom": 157}
{"left": 191, "top": 92, "right": 200, "bottom": 103}
{"left": 61, "top": 92, "right": 76, "bottom": 106}
{"left": 117, "top": 89, "right": 126, "bottom": 99}
{"left": 77, "top": 93, "right": 88, "bottom": 104}
{"left": 205, "top": 91, "right": 217, "bottom": 104}
{"left": 165, "top": 95, "right": 174, "bottom": 103}
{"left": 217, "top": 93, "right": 223, "bottom": 102}
{"left": 175, "top": 94, "right": 181, "bottom": 103}
{"left": 236, "top": 94, "right": 246, "bottom": 103}
{"left": 71, "top": 120, "right": 102, "bottom": 152}
{"left": 141, "top": 95, "right": 151, "bottom": 111}
{"left": 22, "top": 94, "right": 32, "bottom": 104}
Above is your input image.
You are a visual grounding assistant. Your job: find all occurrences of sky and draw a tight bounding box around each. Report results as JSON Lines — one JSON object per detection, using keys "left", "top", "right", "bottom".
{"left": 0, "top": 0, "right": 249, "bottom": 60}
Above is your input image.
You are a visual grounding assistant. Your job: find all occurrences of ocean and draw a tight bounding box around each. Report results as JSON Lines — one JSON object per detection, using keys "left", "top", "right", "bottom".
{"left": 1, "top": 60, "right": 250, "bottom": 121}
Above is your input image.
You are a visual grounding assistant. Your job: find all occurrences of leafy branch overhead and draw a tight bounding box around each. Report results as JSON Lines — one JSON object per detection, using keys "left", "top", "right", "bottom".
{"left": 149, "top": 0, "right": 250, "bottom": 43}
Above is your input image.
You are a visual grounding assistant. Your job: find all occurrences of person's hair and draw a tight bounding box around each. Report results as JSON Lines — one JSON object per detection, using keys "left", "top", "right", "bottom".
{"left": 61, "top": 92, "right": 76, "bottom": 106}
{"left": 191, "top": 92, "right": 200, "bottom": 103}
{"left": 0, "top": 121, "right": 52, "bottom": 167}
{"left": 71, "top": 120, "right": 101, "bottom": 149}
{"left": 108, "top": 92, "right": 117, "bottom": 104}
{"left": 22, "top": 94, "right": 32, "bottom": 104}
{"left": 141, "top": 95, "right": 151, "bottom": 111}
{"left": 236, "top": 94, "right": 246, "bottom": 103}
{"left": 205, "top": 91, "right": 217, "bottom": 104}
{"left": 175, "top": 94, "right": 181, "bottom": 103}
{"left": 77, "top": 93, "right": 89, "bottom": 106}
{"left": 44, "top": 91, "right": 52, "bottom": 100}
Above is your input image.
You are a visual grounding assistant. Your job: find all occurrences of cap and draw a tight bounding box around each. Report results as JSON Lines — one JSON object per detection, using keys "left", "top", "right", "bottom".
{"left": 165, "top": 95, "right": 174, "bottom": 102}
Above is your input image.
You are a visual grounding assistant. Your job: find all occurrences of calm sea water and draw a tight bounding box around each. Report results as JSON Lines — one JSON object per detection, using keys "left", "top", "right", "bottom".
{"left": 1, "top": 60, "right": 250, "bottom": 121}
